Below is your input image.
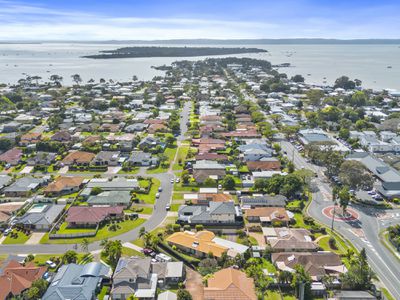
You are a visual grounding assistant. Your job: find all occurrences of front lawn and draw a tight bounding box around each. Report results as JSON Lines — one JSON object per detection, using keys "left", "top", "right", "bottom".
{"left": 172, "top": 145, "right": 190, "bottom": 171}
{"left": 137, "top": 178, "right": 160, "bottom": 204}
{"left": 2, "top": 230, "right": 30, "bottom": 244}
{"left": 147, "top": 147, "right": 178, "bottom": 174}
{"left": 40, "top": 218, "right": 146, "bottom": 244}
{"left": 56, "top": 222, "right": 97, "bottom": 235}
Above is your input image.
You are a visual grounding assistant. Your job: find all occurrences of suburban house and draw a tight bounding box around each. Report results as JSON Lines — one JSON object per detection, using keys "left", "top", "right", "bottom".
{"left": 177, "top": 201, "right": 242, "bottom": 225}
{"left": 245, "top": 207, "right": 292, "bottom": 226}
{"left": 0, "top": 202, "right": 24, "bottom": 227}
{"left": 246, "top": 159, "right": 281, "bottom": 172}
{"left": 62, "top": 151, "right": 96, "bottom": 166}
{"left": 19, "top": 132, "right": 42, "bottom": 146}
{"left": 262, "top": 227, "right": 317, "bottom": 252}
{"left": 272, "top": 252, "right": 347, "bottom": 281}
{"left": 127, "top": 151, "right": 159, "bottom": 167}
{"left": 166, "top": 230, "right": 248, "bottom": 258}
{"left": 86, "top": 177, "right": 139, "bottom": 191}
{"left": 3, "top": 176, "right": 49, "bottom": 197}
{"left": 26, "top": 151, "right": 57, "bottom": 166}
{"left": 193, "top": 160, "right": 226, "bottom": 183}
{"left": 87, "top": 190, "right": 131, "bottom": 208}
{"left": 111, "top": 257, "right": 157, "bottom": 300}
{"left": 111, "top": 257, "right": 185, "bottom": 300}
{"left": 184, "top": 192, "right": 233, "bottom": 205}
{"left": 13, "top": 203, "right": 65, "bottom": 231}
{"left": 138, "top": 136, "right": 165, "bottom": 151}
{"left": 0, "top": 147, "right": 23, "bottom": 166}
{"left": 0, "top": 260, "right": 47, "bottom": 300}
{"left": 66, "top": 206, "right": 124, "bottom": 228}
{"left": 0, "top": 174, "right": 12, "bottom": 191}
{"left": 51, "top": 130, "right": 72, "bottom": 142}
{"left": 44, "top": 176, "right": 85, "bottom": 196}
{"left": 203, "top": 267, "right": 257, "bottom": 300}
{"left": 92, "top": 151, "right": 122, "bottom": 166}
{"left": 239, "top": 143, "right": 273, "bottom": 161}
{"left": 241, "top": 195, "right": 287, "bottom": 208}
{"left": 42, "top": 262, "right": 111, "bottom": 300}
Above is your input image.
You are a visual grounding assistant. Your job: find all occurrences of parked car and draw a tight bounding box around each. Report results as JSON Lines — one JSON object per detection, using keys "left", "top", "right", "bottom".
{"left": 158, "top": 187, "right": 163, "bottom": 192}
{"left": 156, "top": 192, "right": 160, "bottom": 198}
{"left": 3, "top": 228, "right": 12, "bottom": 236}
{"left": 175, "top": 178, "right": 180, "bottom": 183}
{"left": 46, "top": 260, "right": 57, "bottom": 268}
{"left": 166, "top": 205, "right": 170, "bottom": 211}
{"left": 142, "top": 248, "right": 155, "bottom": 256}
{"left": 170, "top": 179, "right": 174, "bottom": 184}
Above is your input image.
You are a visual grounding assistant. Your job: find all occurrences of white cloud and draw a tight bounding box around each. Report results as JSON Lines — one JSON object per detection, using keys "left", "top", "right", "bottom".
{"left": 0, "top": 0, "right": 399, "bottom": 40}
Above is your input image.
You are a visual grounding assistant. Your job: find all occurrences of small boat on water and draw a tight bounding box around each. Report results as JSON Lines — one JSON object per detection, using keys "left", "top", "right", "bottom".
{"left": 387, "top": 66, "right": 393, "bottom": 69}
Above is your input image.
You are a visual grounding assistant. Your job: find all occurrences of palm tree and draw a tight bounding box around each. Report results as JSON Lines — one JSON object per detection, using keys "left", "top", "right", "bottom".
{"left": 71, "top": 74, "right": 82, "bottom": 85}
{"left": 81, "top": 238, "right": 89, "bottom": 253}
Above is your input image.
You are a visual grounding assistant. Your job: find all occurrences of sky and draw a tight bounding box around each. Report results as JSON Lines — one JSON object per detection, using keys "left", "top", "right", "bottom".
{"left": 0, "top": 0, "right": 399, "bottom": 40}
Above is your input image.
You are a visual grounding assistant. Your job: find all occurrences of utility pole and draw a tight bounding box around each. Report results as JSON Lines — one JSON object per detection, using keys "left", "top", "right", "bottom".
{"left": 331, "top": 187, "right": 338, "bottom": 231}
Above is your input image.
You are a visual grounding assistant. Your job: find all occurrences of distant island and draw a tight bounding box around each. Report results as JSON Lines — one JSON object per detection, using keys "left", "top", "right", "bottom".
{"left": 83, "top": 46, "right": 267, "bottom": 59}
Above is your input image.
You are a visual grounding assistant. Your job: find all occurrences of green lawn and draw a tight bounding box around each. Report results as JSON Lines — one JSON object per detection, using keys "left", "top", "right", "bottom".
{"left": 97, "top": 286, "right": 109, "bottom": 300}
{"left": 170, "top": 203, "right": 180, "bottom": 212}
{"left": 56, "top": 222, "right": 97, "bottom": 235}
{"left": 173, "top": 182, "right": 199, "bottom": 192}
{"left": 147, "top": 147, "right": 178, "bottom": 174}
{"left": 40, "top": 218, "right": 146, "bottom": 244}
{"left": 172, "top": 193, "right": 184, "bottom": 200}
{"left": 118, "top": 167, "right": 139, "bottom": 174}
{"left": 2, "top": 230, "right": 30, "bottom": 244}
{"left": 122, "top": 246, "right": 145, "bottom": 257}
{"left": 172, "top": 145, "right": 189, "bottom": 171}
{"left": 137, "top": 178, "right": 160, "bottom": 204}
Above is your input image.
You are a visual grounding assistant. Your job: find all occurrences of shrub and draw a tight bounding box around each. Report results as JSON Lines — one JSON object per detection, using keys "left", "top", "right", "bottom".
{"left": 195, "top": 224, "right": 204, "bottom": 232}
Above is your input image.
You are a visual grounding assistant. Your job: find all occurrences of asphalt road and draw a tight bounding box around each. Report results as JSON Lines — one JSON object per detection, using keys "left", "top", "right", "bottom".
{"left": 280, "top": 140, "right": 400, "bottom": 299}
{"left": 0, "top": 101, "right": 192, "bottom": 255}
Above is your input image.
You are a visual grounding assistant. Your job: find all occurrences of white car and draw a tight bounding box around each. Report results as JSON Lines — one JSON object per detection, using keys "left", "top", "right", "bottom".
{"left": 175, "top": 178, "right": 180, "bottom": 183}
{"left": 46, "top": 260, "right": 57, "bottom": 268}
{"left": 170, "top": 179, "right": 174, "bottom": 184}
{"left": 156, "top": 193, "right": 160, "bottom": 198}
{"left": 3, "top": 228, "right": 12, "bottom": 236}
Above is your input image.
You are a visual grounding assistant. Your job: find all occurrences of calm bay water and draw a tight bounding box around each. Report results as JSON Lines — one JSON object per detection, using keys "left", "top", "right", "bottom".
{"left": 0, "top": 43, "right": 399, "bottom": 90}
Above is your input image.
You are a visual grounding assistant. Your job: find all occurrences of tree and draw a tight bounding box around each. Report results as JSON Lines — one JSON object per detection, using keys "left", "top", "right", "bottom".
{"left": 198, "top": 258, "right": 219, "bottom": 276}
{"left": 23, "top": 278, "right": 48, "bottom": 299}
{"left": 102, "top": 240, "right": 122, "bottom": 267}
{"left": 291, "top": 265, "right": 312, "bottom": 299}
{"left": 203, "top": 178, "right": 216, "bottom": 187}
{"left": 91, "top": 186, "right": 103, "bottom": 195}
{"left": 291, "top": 74, "right": 305, "bottom": 83}
{"left": 222, "top": 175, "right": 236, "bottom": 190}
{"left": 254, "top": 178, "right": 268, "bottom": 192}
{"left": 181, "top": 170, "right": 191, "bottom": 184}
{"left": 338, "top": 186, "right": 351, "bottom": 215}
{"left": 340, "top": 248, "right": 376, "bottom": 290}
{"left": 62, "top": 250, "right": 78, "bottom": 264}
{"left": 71, "top": 74, "right": 82, "bottom": 85}
{"left": 81, "top": 238, "right": 89, "bottom": 253}
{"left": 339, "top": 160, "right": 374, "bottom": 190}
{"left": 24, "top": 287, "right": 40, "bottom": 300}
{"left": 334, "top": 76, "right": 356, "bottom": 90}
{"left": 177, "top": 289, "right": 193, "bottom": 300}
{"left": 139, "top": 226, "right": 146, "bottom": 238}
{"left": 270, "top": 114, "right": 283, "bottom": 125}
{"left": 307, "top": 89, "right": 325, "bottom": 106}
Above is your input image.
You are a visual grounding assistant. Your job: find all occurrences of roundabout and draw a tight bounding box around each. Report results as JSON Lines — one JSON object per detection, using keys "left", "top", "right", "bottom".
{"left": 322, "top": 205, "right": 359, "bottom": 222}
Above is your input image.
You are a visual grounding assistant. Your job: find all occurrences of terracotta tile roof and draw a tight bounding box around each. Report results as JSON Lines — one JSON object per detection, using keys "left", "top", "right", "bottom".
{"left": 144, "top": 119, "right": 165, "bottom": 125}
{"left": 44, "top": 176, "right": 84, "bottom": 193}
{"left": 62, "top": 151, "right": 95, "bottom": 164}
{"left": 83, "top": 135, "right": 101, "bottom": 145}
{"left": 204, "top": 268, "right": 257, "bottom": 300}
{"left": 148, "top": 123, "right": 167, "bottom": 133}
{"left": 0, "top": 148, "right": 23, "bottom": 163}
{"left": 193, "top": 193, "right": 233, "bottom": 204}
{"left": 192, "top": 138, "right": 225, "bottom": 145}
{"left": 247, "top": 161, "right": 281, "bottom": 171}
{"left": 0, "top": 260, "right": 46, "bottom": 300}
{"left": 20, "top": 133, "right": 41, "bottom": 143}
{"left": 245, "top": 207, "right": 290, "bottom": 222}
{"left": 0, "top": 203, "right": 24, "bottom": 223}
{"left": 51, "top": 130, "right": 71, "bottom": 141}
{"left": 166, "top": 231, "right": 227, "bottom": 258}
{"left": 66, "top": 206, "right": 123, "bottom": 224}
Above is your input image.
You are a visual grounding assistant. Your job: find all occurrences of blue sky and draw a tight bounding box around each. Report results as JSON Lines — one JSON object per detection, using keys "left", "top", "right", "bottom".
{"left": 0, "top": 0, "right": 399, "bottom": 40}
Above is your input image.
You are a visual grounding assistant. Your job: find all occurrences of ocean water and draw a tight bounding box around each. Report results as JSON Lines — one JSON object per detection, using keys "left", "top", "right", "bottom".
{"left": 0, "top": 43, "right": 399, "bottom": 90}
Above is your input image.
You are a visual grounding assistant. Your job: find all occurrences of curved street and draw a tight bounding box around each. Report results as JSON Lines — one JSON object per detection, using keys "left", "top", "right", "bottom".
{"left": 0, "top": 101, "right": 191, "bottom": 255}
{"left": 280, "top": 140, "right": 400, "bottom": 299}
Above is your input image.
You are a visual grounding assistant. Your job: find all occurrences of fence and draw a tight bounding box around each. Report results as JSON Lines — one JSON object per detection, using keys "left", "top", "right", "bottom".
{"left": 49, "top": 225, "right": 99, "bottom": 239}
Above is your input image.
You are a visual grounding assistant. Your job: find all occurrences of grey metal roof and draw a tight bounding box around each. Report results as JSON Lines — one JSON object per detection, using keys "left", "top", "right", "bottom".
{"left": 87, "top": 190, "right": 131, "bottom": 206}
{"left": 4, "top": 177, "right": 47, "bottom": 193}
{"left": 87, "top": 177, "right": 139, "bottom": 190}
{"left": 42, "top": 262, "right": 110, "bottom": 300}
{"left": 241, "top": 195, "right": 287, "bottom": 207}
{"left": 14, "top": 204, "right": 65, "bottom": 227}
